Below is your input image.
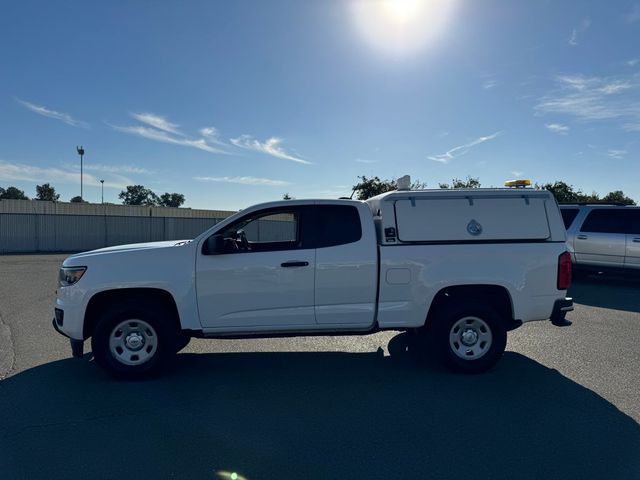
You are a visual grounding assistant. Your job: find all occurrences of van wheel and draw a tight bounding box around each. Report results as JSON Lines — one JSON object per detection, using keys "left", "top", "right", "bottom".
{"left": 432, "top": 303, "right": 507, "bottom": 373}
{"left": 91, "top": 302, "right": 176, "bottom": 379}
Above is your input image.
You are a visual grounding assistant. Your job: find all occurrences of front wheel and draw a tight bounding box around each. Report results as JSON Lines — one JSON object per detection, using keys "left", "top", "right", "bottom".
{"left": 91, "top": 302, "right": 177, "bottom": 379}
{"left": 432, "top": 303, "right": 507, "bottom": 373}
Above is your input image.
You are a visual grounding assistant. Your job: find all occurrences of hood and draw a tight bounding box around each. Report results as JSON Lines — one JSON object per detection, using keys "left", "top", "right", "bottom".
{"left": 66, "top": 240, "right": 191, "bottom": 261}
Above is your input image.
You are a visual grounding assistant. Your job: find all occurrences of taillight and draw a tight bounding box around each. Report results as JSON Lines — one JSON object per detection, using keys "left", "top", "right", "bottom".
{"left": 558, "top": 252, "right": 572, "bottom": 290}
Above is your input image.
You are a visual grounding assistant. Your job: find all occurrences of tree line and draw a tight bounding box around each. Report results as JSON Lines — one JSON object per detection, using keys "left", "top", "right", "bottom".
{"left": 0, "top": 183, "right": 186, "bottom": 207}
{"left": 347, "top": 176, "right": 636, "bottom": 204}
{"left": 2, "top": 177, "right": 635, "bottom": 207}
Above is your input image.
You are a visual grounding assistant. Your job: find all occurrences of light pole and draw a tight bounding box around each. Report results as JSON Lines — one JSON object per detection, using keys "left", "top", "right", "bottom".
{"left": 100, "top": 179, "right": 104, "bottom": 204}
{"left": 76, "top": 146, "right": 85, "bottom": 201}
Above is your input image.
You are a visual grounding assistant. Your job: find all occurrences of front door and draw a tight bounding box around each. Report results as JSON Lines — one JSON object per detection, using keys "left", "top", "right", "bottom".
{"left": 196, "top": 207, "right": 316, "bottom": 330}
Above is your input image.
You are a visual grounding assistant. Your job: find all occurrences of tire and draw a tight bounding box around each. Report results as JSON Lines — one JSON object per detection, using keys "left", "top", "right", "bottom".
{"left": 91, "top": 301, "right": 177, "bottom": 379}
{"left": 431, "top": 302, "right": 507, "bottom": 374}
{"left": 174, "top": 333, "right": 191, "bottom": 353}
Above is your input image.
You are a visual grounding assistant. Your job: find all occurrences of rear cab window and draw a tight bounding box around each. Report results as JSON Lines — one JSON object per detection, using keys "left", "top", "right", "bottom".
{"left": 309, "top": 205, "right": 362, "bottom": 248}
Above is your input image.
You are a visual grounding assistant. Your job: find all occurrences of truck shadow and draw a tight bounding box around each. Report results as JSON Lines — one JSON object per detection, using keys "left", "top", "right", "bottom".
{"left": 1, "top": 334, "right": 639, "bottom": 480}
{"left": 570, "top": 273, "right": 640, "bottom": 313}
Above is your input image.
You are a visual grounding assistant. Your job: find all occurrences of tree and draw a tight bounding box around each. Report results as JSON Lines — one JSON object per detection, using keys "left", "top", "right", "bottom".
{"left": 158, "top": 192, "right": 185, "bottom": 208}
{"left": 601, "top": 190, "right": 636, "bottom": 205}
{"left": 439, "top": 176, "right": 481, "bottom": 189}
{"left": 536, "top": 181, "right": 636, "bottom": 205}
{"left": 537, "top": 181, "right": 583, "bottom": 203}
{"left": 35, "top": 183, "right": 60, "bottom": 201}
{"left": 0, "top": 186, "right": 29, "bottom": 200}
{"left": 352, "top": 176, "right": 427, "bottom": 200}
{"left": 282, "top": 193, "right": 293, "bottom": 200}
{"left": 69, "top": 196, "right": 87, "bottom": 203}
{"left": 118, "top": 185, "right": 159, "bottom": 206}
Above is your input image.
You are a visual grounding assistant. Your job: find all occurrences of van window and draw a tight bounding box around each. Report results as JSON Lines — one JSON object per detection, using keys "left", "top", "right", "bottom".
{"left": 560, "top": 208, "right": 579, "bottom": 229}
{"left": 312, "top": 205, "right": 362, "bottom": 248}
{"left": 580, "top": 209, "right": 628, "bottom": 234}
{"left": 629, "top": 210, "right": 640, "bottom": 235}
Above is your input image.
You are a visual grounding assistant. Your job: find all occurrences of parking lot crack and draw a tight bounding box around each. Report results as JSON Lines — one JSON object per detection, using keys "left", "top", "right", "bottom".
{"left": 0, "top": 308, "right": 16, "bottom": 380}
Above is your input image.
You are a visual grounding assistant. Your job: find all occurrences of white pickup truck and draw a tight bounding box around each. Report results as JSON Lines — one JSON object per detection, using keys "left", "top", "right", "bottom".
{"left": 53, "top": 186, "right": 573, "bottom": 378}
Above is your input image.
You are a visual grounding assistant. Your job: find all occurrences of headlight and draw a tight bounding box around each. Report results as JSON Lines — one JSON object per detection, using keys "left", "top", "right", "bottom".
{"left": 58, "top": 266, "right": 87, "bottom": 287}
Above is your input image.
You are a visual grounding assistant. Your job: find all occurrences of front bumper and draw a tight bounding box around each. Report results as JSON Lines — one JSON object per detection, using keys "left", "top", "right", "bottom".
{"left": 52, "top": 317, "right": 84, "bottom": 358}
{"left": 550, "top": 297, "right": 574, "bottom": 325}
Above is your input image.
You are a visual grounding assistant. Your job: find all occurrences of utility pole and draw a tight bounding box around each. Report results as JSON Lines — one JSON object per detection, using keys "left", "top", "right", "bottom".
{"left": 76, "top": 146, "right": 85, "bottom": 201}
{"left": 100, "top": 179, "right": 104, "bottom": 204}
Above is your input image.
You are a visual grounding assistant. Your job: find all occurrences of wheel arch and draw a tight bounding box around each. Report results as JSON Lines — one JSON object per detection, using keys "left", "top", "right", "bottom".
{"left": 83, "top": 287, "right": 181, "bottom": 339}
{"left": 425, "top": 284, "right": 518, "bottom": 331}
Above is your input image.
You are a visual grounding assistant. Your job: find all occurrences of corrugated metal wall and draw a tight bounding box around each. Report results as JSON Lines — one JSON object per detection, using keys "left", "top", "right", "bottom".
{"left": 0, "top": 214, "right": 223, "bottom": 253}
{"left": 0, "top": 200, "right": 296, "bottom": 254}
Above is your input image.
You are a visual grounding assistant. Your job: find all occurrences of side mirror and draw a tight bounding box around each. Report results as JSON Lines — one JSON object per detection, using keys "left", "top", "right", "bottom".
{"left": 203, "top": 234, "right": 225, "bottom": 255}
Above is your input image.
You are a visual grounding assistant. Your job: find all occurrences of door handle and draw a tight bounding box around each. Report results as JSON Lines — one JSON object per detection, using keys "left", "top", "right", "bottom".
{"left": 577, "top": 234, "right": 588, "bottom": 240}
{"left": 633, "top": 238, "right": 640, "bottom": 243}
{"left": 281, "top": 261, "right": 309, "bottom": 267}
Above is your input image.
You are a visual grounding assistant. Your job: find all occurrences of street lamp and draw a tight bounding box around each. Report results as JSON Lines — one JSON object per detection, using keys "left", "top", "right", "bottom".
{"left": 76, "top": 146, "right": 85, "bottom": 201}
{"left": 100, "top": 179, "right": 104, "bottom": 204}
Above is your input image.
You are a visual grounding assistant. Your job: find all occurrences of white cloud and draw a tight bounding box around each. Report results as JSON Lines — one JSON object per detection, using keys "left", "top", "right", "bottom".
{"left": 626, "top": 4, "right": 640, "bottom": 23}
{"left": 607, "top": 149, "right": 627, "bottom": 159}
{"left": 111, "top": 114, "right": 232, "bottom": 155}
{"left": 427, "top": 131, "right": 503, "bottom": 164}
{"left": 194, "top": 176, "right": 291, "bottom": 186}
{"left": 110, "top": 124, "right": 228, "bottom": 154}
{"left": 511, "top": 171, "right": 524, "bottom": 178}
{"left": 568, "top": 18, "right": 591, "bottom": 46}
{"left": 199, "top": 127, "right": 218, "bottom": 138}
{"left": 0, "top": 160, "right": 127, "bottom": 189}
{"left": 355, "top": 158, "right": 377, "bottom": 164}
{"left": 626, "top": 58, "right": 640, "bottom": 67}
{"left": 198, "top": 126, "right": 229, "bottom": 147}
{"left": 66, "top": 163, "right": 151, "bottom": 175}
{"left": 545, "top": 123, "right": 570, "bottom": 135}
{"left": 535, "top": 74, "right": 640, "bottom": 127}
{"left": 482, "top": 79, "right": 499, "bottom": 89}
{"left": 16, "top": 99, "right": 89, "bottom": 128}
{"left": 130, "top": 112, "right": 181, "bottom": 135}
{"left": 230, "top": 135, "right": 311, "bottom": 164}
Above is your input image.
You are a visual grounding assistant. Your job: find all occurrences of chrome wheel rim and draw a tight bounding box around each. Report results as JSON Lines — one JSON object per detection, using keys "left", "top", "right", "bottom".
{"left": 449, "top": 316, "right": 492, "bottom": 360}
{"left": 109, "top": 319, "right": 158, "bottom": 366}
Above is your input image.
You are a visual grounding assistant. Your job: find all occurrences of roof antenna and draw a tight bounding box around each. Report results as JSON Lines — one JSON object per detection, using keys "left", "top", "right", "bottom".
{"left": 339, "top": 188, "right": 357, "bottom": 200}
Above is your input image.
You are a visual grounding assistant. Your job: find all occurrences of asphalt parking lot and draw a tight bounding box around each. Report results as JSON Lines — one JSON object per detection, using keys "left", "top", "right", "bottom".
{"left": 1, "top": 254, "right": 639, "bottom": 479}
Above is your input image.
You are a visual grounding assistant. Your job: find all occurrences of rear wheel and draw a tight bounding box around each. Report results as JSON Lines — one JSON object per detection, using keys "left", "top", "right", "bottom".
{"left": 91, "top": 302, "right": 177, "bottom": 379}
{"left": 432, "top": 303, "right": 507, "bottom": 373}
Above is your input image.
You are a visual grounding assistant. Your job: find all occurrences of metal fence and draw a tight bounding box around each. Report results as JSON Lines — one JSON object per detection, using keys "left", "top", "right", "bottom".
{"left": 0, "top": 213, "right": 222, "bottom": 253}
{"left": 0, "top": 200, "right": 296, "bottom": 254}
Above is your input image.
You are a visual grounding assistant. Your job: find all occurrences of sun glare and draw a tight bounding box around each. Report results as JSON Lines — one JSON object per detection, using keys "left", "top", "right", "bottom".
{"left": 351, "top": 0, "right": 457, "bottom": 57}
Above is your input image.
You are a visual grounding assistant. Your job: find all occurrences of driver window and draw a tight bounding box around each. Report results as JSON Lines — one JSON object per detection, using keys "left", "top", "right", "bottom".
{"left": 243, "top": 212, "right": 297, "bottom": 242}
{"left": 220, "top": 210, "right": 299, "bottom": 252}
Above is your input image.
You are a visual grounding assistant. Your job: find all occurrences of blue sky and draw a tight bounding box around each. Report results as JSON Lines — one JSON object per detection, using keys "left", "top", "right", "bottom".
{"left": 1, "top": 0, "right": 639, "bottom": 210}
